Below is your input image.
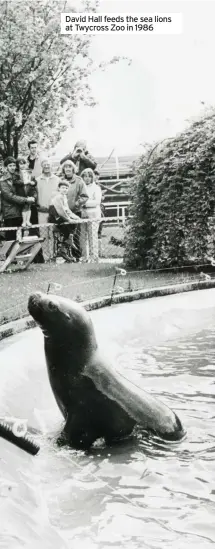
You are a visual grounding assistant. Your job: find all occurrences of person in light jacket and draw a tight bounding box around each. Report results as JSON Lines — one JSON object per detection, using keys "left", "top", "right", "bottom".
{"left": 80, "top": 168, "right": 102, "bottom": 262}
{"left": 60, "top": 159, "right": 88, "bottom": 260}
{"left": 36, "top": 158, "right": 59, "bottom": 224}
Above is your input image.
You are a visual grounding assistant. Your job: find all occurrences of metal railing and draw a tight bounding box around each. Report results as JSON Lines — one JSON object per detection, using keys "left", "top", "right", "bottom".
{"left": 104, "top": 201, "right": 132, "bottom": 223}
{"left": 1, "top": 214, "right": 215, "bottom": 328}
{"left": 0, "top": 216, "right": 126, "bottom": 266}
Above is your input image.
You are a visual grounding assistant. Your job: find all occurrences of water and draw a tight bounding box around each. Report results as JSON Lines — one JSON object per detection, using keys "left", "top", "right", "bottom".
{"left": 0, "top": 289, "right": 215, "bottom": 549}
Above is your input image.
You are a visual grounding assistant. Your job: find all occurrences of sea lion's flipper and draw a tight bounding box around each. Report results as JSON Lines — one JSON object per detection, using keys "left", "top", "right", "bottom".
{"left": 102, "top": 404, "right": 135, "bottom": 445}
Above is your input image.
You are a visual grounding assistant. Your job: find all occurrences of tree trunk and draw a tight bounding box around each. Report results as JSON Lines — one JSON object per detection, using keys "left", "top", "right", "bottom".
{"left": 0, "top": 139, "right": 5, "bottom": 159}
{"left": 13, "top": 131, "right": 19, "bottom": 158}
{"left": 6, "top": 121, "right": 12, "bottom": 157}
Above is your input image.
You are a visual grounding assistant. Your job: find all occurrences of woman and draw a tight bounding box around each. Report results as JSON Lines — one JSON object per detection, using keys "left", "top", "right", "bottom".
{"left": 60, "top": 160, "right": 88, "bottom": 260}
{"left": 1, "top": 157, "right": 35, "bottom": 241}
{"left": 80, "top": 168, "right": 102, "bottom": 263}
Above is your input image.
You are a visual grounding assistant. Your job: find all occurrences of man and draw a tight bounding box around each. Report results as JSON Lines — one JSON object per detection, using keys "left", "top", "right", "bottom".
{"left": 60, "top": 140, "right": 97, "bottom": 176}
{"left": 36, "top": 159, "right": 59, "bottom": 225}
{"left": 27, "top": 140, "right": 43, "bottom": 178}
{"left": 26, "top": 139, "right": 45, "bottom": 258}
{"left": 36, "top": 158, "right": 59, "bottom": 260}
{"left": 1, "top": 157, "right": 35, "bottom": 240}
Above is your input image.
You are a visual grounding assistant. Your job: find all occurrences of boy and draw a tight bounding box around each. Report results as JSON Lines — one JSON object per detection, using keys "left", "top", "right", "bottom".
{"left": 48, "top": 181, "right": 80, "bottom": 262}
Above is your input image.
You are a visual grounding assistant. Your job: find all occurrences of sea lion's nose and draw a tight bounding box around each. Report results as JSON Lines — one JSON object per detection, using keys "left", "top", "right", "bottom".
{"left": 29, "top": 291, "right": 43, "bottom": 302}
{"left": 28, "top": 292, "right": 43, "bottom": 311}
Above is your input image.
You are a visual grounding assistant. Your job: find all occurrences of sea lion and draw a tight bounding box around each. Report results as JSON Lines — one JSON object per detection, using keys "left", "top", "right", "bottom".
{"left": 28, "top": 292, "right": 186, "bottom": 450}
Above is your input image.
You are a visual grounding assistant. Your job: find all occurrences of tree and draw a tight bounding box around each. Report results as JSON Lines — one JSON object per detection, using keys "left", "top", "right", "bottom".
{"left": 124, "top": 108, "right": 215, "bottom": 269}
{"left": 0, "top": 0, "right": 97, "bottom": 158}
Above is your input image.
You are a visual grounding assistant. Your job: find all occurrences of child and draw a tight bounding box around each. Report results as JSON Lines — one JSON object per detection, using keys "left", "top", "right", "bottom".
{"left": 16, "top": 157, "right": 37, "bottom": 227}
{"left": 80, "top": 168, "right": 102, "bottom": 262}
{"left": 48, "top": 181, "right": 80, "bottom": 262}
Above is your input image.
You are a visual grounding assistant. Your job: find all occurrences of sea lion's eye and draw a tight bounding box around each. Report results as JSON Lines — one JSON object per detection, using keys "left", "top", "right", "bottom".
{"left": 64, "top": 313, "right": 70, "bottom": 320}
{"left": 48, "top": 302, "right": 58, "bottom": 312}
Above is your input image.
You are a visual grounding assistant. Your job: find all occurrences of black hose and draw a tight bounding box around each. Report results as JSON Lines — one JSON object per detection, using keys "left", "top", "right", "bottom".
{"left": 0, "top": 421, "right": 40, "bottom": 456}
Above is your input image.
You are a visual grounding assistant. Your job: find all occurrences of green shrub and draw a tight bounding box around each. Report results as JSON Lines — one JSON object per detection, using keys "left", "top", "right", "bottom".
{"left": 125, "top": 109, "right": 215, "bottom": 269}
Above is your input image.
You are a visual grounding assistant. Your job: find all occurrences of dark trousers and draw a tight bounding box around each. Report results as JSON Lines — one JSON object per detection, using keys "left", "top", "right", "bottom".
{"left": 98, "top": 219, "right": 104, "bottom": 238}
{"left": 29, "top": 206, "right": 39, "bottom": 236}
{"left": 3, "top": 217, "right": 22, "bottom": 241}
{"left": 57, "top": 223, "right": 74, "bottom": 240}
{"left": 98, "top": 206, "right": 105, "bottom": 238}
{"left": 48, "top": 211, "right": 74, "bottom": 242}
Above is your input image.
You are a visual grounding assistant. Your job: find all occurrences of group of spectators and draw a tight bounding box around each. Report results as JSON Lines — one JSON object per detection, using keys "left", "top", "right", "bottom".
{"left": 0, "top": 139, "right": 105, "bottom": 263}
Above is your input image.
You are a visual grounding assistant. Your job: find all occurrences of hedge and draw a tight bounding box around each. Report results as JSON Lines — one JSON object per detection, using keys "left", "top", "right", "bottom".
{"left": 124, "top": 109, "right": 215, "bottom": 269}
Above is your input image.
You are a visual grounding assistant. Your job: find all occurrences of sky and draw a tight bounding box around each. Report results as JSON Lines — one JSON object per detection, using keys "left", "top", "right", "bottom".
{"left": 55, "top": 1, "right": 215, "bottom": 158}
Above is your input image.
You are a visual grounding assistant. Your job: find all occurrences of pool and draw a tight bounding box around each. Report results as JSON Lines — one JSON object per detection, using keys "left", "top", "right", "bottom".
{"left": 0, "top": 289, "right": 215, "bottom": 549}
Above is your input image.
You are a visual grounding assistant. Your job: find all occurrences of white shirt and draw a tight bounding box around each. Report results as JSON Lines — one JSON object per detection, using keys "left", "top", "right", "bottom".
{"left": 84, "top": 183, "right": 102, "bottom": 219}
{"left": 37, "top": 173, "right": 59, "bottom": 209}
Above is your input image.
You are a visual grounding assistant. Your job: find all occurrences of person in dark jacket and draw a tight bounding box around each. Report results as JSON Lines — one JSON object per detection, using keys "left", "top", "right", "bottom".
{"left": 25, "top": 144, "right": 41, "bottom": 230}
{"left": 60, "top": 140, "right": 97, "bottom": 176}
{"left": 25, "top": 142, "right": 45, "bottom": 259}
{"left": 1, "top": 157, "right": 35, "bottom": 240}
{"left": 27, "top": 139, "right": 43, "bottom": 177}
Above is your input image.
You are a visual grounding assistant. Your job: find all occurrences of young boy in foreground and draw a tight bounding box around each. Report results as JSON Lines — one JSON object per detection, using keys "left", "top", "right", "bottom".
{"left": 48, "top": 181, "right": 80, "bottom": 262}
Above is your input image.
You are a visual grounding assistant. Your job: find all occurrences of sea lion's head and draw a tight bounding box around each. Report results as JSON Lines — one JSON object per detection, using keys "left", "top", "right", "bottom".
{"left": 28, "top": 292, "right": 97, "bottom": 351}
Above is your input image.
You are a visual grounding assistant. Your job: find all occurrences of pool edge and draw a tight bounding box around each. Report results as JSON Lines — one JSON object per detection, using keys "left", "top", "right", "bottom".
{"left": 1, "top": 278, "right": 215, "bottom": 341}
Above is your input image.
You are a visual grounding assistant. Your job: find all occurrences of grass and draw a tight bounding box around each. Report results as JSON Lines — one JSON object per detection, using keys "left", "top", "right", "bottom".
{"left": 99, "top": 225, "right": 124, "bottom": 258}
{"left": 0, "top": 257, "right": 207, "bottom": 326}
{"left": 1, "top": 221, "right": 212, "bottom": 325}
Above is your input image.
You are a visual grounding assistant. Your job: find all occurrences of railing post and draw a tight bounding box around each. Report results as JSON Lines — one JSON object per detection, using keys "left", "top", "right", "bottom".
{"left": 122, "top": 206, "right": 125, "bottom": 224}
{"left": 16, "top": 227, "right": 22, "bottom": 241}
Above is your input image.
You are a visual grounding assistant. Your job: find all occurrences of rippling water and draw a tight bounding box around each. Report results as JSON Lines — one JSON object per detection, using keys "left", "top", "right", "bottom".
{"left": 0, "top": 289, "right": 215, "bottom": 549}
